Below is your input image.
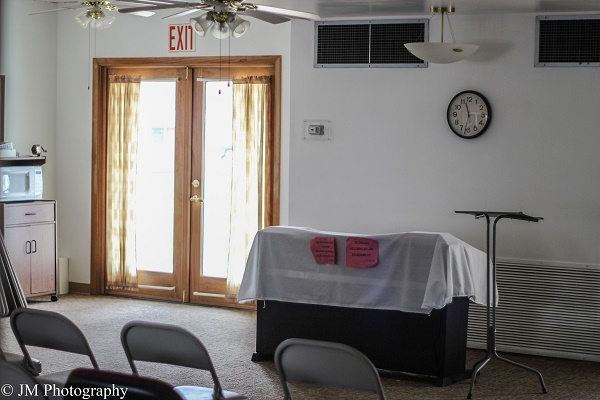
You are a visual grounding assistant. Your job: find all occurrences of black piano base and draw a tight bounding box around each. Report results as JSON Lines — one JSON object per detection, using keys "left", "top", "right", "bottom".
{"left": 251, "top": 297, "right": 470, "bottom": 386}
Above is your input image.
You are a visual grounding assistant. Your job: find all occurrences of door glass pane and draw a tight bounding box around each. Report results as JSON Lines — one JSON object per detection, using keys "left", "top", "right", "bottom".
{"left": 135, "top": 80, "right": 176, "bottom": 273}
{"left": 201, "top": 81, "right": 233, "bottom": 278}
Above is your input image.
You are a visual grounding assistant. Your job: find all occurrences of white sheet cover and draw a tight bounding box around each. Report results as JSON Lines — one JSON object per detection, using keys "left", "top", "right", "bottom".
{"left": 238, "top": 226, "right": 492, "bottom": 314}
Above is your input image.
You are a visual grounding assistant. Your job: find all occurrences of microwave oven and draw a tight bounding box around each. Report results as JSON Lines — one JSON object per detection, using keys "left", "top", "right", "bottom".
{"left": 0, "top": 166, "right": 43, "bottom": 202}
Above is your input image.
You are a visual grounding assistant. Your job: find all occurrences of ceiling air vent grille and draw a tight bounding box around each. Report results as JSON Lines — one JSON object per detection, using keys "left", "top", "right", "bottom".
{"left": 536, "top": 15, "right": 600, "bottom": 67}
{"left": 315, "top": 20, "right": 428, "bottom": 68}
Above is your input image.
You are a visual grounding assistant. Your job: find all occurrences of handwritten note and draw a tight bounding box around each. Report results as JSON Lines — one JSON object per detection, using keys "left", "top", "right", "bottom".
{"left": 310, "top": 237, "right": 336, "bottom": 265}
{"left": 346, "top": 237, "right": 379, "bottom": 268}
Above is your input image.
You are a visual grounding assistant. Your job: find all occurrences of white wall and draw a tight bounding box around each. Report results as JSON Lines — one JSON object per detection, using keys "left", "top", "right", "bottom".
{"left": 289, "top": 14, "right": 600, "bottom": 265}
{"left": 2, "top": 2, "right": 600, "bottom": 285}
{"left": 0, "top": 0, "right": 57, "bottom": 200}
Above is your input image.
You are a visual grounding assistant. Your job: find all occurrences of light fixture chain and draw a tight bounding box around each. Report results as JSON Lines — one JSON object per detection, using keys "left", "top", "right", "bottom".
{"left": 88, "top": 24, "right": 91, "bottom": 90}
{"left": 446, "top": 12, "right": 457, "bottom": 43}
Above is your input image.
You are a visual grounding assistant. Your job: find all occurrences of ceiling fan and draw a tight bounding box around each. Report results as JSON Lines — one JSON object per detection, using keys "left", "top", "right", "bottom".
{"left": 31, "top": 1, "right": 161, "bottom": 29}
{"left": 118, "top": 0, "right": 321, "bottom": 38}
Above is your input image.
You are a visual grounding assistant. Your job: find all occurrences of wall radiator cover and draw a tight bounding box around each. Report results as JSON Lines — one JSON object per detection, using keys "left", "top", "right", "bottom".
{"left": 467, "top": 260, "right": 600, "bottom": 362}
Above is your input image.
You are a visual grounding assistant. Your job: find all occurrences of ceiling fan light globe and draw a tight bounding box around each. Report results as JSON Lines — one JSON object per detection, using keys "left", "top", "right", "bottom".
{"left": 75, "top": 11, "right": 92, "bottom": 28}
{"left": 190, "top": 14, "right": 212, "bottom": 37}
{"left": 210, "top": 22, "right": 231, "bottom": 39}
{"left": 228, "top": 16, "right": 250, "bottom": 38}
{"left": 93, "top": 14, "right": 115, "bottom": 29}
{"left": 404, "top": 42, "right": 479, "bottom": 64}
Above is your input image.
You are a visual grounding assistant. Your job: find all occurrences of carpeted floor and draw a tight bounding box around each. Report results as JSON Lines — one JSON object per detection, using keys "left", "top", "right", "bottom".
{"left": 1, "top": 294, "right": 599, "bottom": 399}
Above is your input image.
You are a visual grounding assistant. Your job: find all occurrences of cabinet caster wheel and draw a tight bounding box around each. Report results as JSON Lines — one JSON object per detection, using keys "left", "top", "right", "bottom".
{"left": 51, "top": 295, "right": 59, "bottom": 302}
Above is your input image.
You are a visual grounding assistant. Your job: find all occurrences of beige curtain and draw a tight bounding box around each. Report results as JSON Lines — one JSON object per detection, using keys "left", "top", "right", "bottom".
{"left": 225, "top": 76, "right": 271, "bottom": 302}
{"left": 106, "top": 75, "right": 141, "bottom": 291}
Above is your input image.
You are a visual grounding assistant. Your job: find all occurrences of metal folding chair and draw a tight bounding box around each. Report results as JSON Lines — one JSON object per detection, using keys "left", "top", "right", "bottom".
{"left": 0, "top": 360, "right": 48, "bottom": 399}
{"left": 275, "top": 338, "right": 386, "bottom": 400}
{"left": 10, "top": 308, "right": 99, "bottom": 387}
{"left": 121, "top": 320, "right": 247, "bottom": 400}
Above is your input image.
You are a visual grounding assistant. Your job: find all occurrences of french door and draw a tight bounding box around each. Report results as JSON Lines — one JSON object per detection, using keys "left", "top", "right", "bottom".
{"left": 100, "top": 66, "right": 191, "bottom": 302}
{"left": 189, "top": 66, "right": 276, "bottom": 307}
{"left": 91, "top": 57, "right": 280, "bottom": 308}
{"left": 189, "top": 74, "right": 233, "bottom": 305}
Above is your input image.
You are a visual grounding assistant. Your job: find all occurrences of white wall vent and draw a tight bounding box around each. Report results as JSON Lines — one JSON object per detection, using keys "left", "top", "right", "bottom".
{"left": 314, "top": 20, "right": 428, "bottom": 68}
{"left": 535, "top": 15, "right": 600, "bottom": 67}
{"left": 468, "top": 260, "right": 600, "bottom": 362}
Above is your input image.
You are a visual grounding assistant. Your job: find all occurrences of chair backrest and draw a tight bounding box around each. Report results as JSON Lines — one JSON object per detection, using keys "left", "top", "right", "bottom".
{"left": 120, "top": 321, "right": 222, "bottom": 392}
{"left": 274, "top": 338, "right": 386, "bottom": 400}
{"left": 0, "top": 360, "right": 48, "bottom": 399}
{"left": 10, "top": 307, "right": 99, "bottom": 373}
{"left": 65, "top": 368, "right": 184, "bottom": 400}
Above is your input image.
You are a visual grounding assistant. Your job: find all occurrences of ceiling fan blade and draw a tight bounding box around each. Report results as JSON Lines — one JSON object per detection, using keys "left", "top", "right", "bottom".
{"left": 162, "top": 8, "right": 204, "bottom": 19}
{"left": 126, "top": 10, "right": 156, "bottom": 16}
{"left": 29, "top": 5, "right": 86, "bottom": 15}
{"left": 241, "top": 9, "right": 290, "bottom": 24}
{"left": 253, "top": 5, "right": 320, "bottom": 21}
{"left": 116, "top": 0, "right": 188, "bottom": 4}
{"left": 114, "top": 0, "right": 165, "bottom": 15}
{"left": 118, "top": 2, "right": 196, "bottom": 14}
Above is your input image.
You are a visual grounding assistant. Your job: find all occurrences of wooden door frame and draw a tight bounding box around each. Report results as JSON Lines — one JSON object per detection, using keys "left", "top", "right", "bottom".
{"left": 90, "top": 56, "right": 281, "bottom": 299}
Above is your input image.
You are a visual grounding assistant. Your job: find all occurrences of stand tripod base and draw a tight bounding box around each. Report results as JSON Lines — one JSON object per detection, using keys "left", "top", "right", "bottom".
{"left": 467, "top": 348, "right": 548, "bottom": 399}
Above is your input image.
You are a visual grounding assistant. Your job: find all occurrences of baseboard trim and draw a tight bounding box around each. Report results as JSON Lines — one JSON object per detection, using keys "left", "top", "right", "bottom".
{"left": 69, "top": 282, "right": 91, "bottom": 295}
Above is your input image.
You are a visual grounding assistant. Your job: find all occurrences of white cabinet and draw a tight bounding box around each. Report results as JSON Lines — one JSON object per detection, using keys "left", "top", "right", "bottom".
{"left": 0, "top": 201, "right": 58, "bottom": 300}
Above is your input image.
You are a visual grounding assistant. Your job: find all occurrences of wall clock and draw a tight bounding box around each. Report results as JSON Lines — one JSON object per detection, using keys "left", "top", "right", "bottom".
{"left": 447, "top": 90, "right": 491, "bottom": 139}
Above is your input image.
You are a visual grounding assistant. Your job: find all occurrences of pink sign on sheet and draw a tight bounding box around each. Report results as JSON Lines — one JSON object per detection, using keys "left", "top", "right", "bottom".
{"left": 346, "top": 237, "right": 379, "bottom": 268}
{"left": 310, "top": 237, "right": 336, "bottom": 265}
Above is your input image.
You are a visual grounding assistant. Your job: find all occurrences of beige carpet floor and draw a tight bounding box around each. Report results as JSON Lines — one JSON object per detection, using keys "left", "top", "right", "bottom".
{"left": 1, "top": 294, "right": 599, "bottom": 399}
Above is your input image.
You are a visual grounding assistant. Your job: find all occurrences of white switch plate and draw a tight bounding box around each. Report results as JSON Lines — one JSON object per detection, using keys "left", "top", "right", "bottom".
{"left": 303, "top": 120, "right": 331, "bottom": 140}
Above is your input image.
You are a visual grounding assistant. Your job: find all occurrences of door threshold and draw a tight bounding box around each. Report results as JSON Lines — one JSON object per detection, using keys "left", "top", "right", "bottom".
{"left": 193, "top": 292, "right": 226, "bottom": 298}
{"left": 138, "top": 285, "right": 176, "bottom": 291}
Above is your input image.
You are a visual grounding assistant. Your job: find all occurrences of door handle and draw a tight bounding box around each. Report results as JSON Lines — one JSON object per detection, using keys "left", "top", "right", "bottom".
{"left": 190, "top": 195, "right": 203, "bottom": 203}
{"left": 26, "top": 241, "right": 31, "bottom": 254}
{"left": 31, "top": 240, "right": 37, "bottom": 253}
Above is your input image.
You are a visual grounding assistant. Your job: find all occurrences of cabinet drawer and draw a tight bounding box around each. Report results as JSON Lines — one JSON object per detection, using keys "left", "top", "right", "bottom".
{"left": 4, "top": 203, "right": 55, "bottom": 225}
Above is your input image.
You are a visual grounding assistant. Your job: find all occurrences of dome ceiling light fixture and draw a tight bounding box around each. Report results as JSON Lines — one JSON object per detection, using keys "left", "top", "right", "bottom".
{"left": 404, "top": 6, "right": 479, "bottom": 64}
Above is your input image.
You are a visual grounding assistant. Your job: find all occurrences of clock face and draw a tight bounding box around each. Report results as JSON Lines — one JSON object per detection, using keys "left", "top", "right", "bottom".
{"left": 447, "top": 91, "right": 491, "bottom": 139}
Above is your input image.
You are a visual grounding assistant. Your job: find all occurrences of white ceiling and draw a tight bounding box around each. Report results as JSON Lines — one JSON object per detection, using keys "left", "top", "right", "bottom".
{"left": 252, "top": 0, "right": 600, "bottom": 19}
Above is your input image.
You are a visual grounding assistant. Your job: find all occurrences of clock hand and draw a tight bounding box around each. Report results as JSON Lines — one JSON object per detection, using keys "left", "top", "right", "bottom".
{"left": 464, "top": 103, "right": 471, "bottom": 134}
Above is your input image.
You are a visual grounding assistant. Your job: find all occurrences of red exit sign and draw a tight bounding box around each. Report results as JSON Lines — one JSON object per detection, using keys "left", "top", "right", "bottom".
{"left": 169, "top": 24, "right": 195, "bottom": 52}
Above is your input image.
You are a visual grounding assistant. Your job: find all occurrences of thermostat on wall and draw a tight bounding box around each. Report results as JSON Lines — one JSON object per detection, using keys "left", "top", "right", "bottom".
{"left": 303, "top": 120, "right": 331, "bottom": 140}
